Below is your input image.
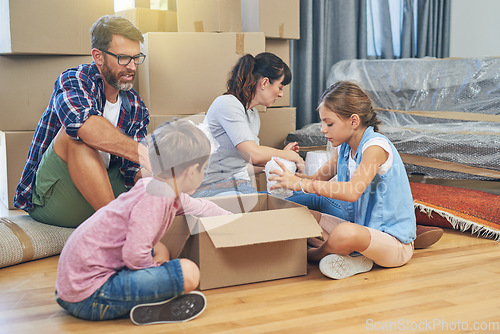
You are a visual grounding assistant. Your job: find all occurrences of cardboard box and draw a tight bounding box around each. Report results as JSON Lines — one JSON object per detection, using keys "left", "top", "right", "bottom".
{"left": 0, "top": 0, "right": 114, "bottom": 54}
{"left": 259, "top": 107, "right": 296, "bottom": 149}
{"left": 115, "top": 8, "right": 177, "bottom": 33}
{"left": 253, "top": 171, "right": 267, "bottom": 192}
{"left": 167, "top": 0, "right": 176, "bottom": 10}
{"left": 139, "top": 32, "right": 265, "bottom": 115}
{"left": 241, "top": 0, "right": 300, "bottom": 39}
{"left": 176, "top": 0, "right": 241, "bottom": 32}
{"left": 265, "top": 38, "right": 290, "bottom": 106}
{"left": 163, "top": 193, "right": 322, "bottom": 290}
{"left": 0, "top": 55, "right": 93, "bottom": 131}
{"left": 0, "top": 131, "right": 34, "bottom": 209}
{"left": 134, "top": 0, "right": 150, "bottom": 8}
{"left": 148, "top": 114, "right": 206, "bottom": 132}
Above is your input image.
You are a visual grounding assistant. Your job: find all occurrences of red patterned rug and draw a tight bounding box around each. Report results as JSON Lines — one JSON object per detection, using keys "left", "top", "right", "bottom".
{"left": 410, "top": 182, "right": 500, "bottom": 241}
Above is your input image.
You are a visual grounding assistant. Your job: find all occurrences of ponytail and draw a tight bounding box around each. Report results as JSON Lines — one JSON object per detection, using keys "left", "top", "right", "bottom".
{"left": 225, "top": 52, "right": 292, "bottom": 109}
{"left": 225, "top": 54, "right": 257, "bottom": 110}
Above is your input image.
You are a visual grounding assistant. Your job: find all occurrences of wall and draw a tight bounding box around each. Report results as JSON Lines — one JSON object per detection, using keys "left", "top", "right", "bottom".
{"left": 449, "top": 0, "right": 500, "bottom": 57}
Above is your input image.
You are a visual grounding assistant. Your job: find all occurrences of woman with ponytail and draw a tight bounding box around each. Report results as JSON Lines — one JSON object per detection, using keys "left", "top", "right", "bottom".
{"left": 269, "top": 81, "right": 418, "bottom": 280}
{"left": 193, "top": 52, "right": 304, "bottom": 197}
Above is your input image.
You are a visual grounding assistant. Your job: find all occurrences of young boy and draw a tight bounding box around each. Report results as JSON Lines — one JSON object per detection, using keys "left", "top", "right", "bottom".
{"left": 55, "top": 120, "right": 232, "bottom": 325}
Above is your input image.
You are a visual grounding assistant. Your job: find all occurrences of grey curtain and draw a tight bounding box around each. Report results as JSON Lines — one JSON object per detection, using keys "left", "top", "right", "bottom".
{"left": 372, "top": 0, "right": 451, "bottom": 59}
{"left": 290, "top": 0, "right": 367, "bottom": 128}
{"left": 290, "top": 0, "right": 450, "bottom": 129}
{"left": 414, "top": 0, "right": 450, "bottom": 58}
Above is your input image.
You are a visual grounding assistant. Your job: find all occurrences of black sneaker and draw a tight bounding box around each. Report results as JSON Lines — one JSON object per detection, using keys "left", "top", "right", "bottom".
{"left": 130, "top": 291, "right": 207, "bottom": 325}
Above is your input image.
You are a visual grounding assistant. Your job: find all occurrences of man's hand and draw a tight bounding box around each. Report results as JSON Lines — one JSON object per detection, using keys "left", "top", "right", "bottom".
{"left": 78, "top": 115, "right": 150, "bottom": 170}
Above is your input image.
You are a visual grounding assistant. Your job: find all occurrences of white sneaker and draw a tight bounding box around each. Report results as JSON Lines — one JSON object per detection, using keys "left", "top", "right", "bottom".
{"left": 319, "top": 254, "right": 373, "bottom": 279}
{"left": 130, "top": 291, "right": 207, "bottom": 325}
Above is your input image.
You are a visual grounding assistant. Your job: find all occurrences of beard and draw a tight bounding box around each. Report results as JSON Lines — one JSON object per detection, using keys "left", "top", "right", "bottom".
{"left": 101, "top": 59, "right": 135, "bottom": 91}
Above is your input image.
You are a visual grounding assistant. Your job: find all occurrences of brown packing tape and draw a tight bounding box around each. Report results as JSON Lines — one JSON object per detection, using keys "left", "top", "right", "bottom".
{"left": 279, "top": 23, "right": 284, "bottom": 38}
{"left": 374, "top": 107, "right": 500, "bottom": 123}
{"left": 235, "top": 33, "right": 244, "bottom": 55}
{"left": 1, "top": 218, "right": 35, "bottom": 262}
{"left": 400, "top": 153, "right": 500, "bottom": 179}
{"left": 194, "top": 21, "right": 204, "bottom": 32}
{"left": 300, "top": 145, "right": 327, "bottom": 152}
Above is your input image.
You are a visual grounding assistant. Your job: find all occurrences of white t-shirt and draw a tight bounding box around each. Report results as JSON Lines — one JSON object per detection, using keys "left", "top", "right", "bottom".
{"left": 99, "top": 95, "right": 121, "bottom": 169}
{"left": 340, "top": 137, "right": 393, "bottom": 178}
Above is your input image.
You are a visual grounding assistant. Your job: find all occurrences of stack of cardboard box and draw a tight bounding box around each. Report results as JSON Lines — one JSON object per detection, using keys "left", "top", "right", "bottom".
{"left": 135, "top": 0, "right": 264, "bottom": 130}
{"left": 0, "top": 0, "right": 114, "bottom": 209}
{"left": 132, "top": 0, "right": 299, "bottom": 150}
{"left": 115, "top": 0, "right": 177, "bottom": 34}
{"left": 241, "top": 0, "right": 300, "bottom": 150}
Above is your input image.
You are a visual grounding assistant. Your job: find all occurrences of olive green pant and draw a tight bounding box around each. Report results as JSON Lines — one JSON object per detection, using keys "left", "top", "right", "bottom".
{"left": 29, "top": 143, "right": 128, "bottom": 228}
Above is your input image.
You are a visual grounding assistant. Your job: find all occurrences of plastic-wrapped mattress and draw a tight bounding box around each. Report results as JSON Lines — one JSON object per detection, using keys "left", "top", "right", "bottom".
{"left": 287, "top": 58, "right": 500, "bottom": 181}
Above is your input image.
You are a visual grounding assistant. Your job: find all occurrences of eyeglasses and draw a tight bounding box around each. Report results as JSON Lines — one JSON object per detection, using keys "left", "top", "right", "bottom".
{"left": 100, "top": 49, "right": 146, "bottom": 66}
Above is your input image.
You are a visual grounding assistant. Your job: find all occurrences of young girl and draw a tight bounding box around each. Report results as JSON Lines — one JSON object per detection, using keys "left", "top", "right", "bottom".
{"left": 270, "top": 81, "right": 416, "bottom": 279}
{"left": 193, "top": 52, "right": 304, "bottom": 197}
{"left": 55, "top": 120, "right": 232, "bottom": 324}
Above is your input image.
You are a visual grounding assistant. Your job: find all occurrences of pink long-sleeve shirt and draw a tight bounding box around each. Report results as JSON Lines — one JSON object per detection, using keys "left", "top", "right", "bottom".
{"left": 56, "top": 177, "right": 232, "bottom": 302}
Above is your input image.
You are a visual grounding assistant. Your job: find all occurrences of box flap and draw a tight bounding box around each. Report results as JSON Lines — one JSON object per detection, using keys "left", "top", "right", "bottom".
{"left": 200, "top": 207, "right": 322, "bottom": 248}
{"left": 205, "top": 192, "right": 264, "bottom": 213}
{"left": 161, "top": 216, "right": 191, "bottom": 259}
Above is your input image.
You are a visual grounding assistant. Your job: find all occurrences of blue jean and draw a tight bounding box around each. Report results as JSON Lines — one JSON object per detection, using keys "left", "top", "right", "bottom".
{"left": 286, "top": 191, "right": 355, "bottom": 223}
{"left": 191, "top": 180, "right": 257, "bottom": 198}
{"left": 56, "top": 259, "right": 184, "bottom": 321}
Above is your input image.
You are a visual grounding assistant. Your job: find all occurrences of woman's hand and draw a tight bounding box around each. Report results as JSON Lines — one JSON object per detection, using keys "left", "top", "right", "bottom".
{"left": 283, "top": 141, "right": 305, "bottom": 172}
{"left": 283, "top": 141, "right": 300, "bottom": 153}
{"left": 269, "top": 158, "right": 302, "bottom": 191}
{"left": 152, "top": 242, "right": 170, "bottom": 265}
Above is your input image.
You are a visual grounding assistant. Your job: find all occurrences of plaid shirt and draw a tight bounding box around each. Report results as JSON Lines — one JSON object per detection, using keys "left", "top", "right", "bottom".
{"left": 14, "top": 62, "right": 149, "bottom": 211}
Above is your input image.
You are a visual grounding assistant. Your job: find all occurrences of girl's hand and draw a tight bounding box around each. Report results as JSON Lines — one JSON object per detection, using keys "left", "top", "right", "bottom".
{"left": 295, "top": 172, "right": 313, "bottom": 180}
{"left": 283, "top": 141, "right": 300, "bottom": 153}
{"left": 269, "top": 158, "right": 301, "bottom": 191}
{"left": 295, "top": 158, "right": 305, "bottom": 174}
{"left": 152, "top": 242, "right": 170, "bottom": 264}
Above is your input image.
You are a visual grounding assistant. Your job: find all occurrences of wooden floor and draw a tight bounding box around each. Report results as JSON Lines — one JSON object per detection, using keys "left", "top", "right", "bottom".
{"left": 1, "top": 226, "right": 500, "bottom": 334}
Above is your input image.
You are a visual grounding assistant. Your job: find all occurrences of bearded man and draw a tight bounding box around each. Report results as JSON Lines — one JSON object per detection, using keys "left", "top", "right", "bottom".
{"left": 15, "top": 15, "right": 151, "bottom": 227}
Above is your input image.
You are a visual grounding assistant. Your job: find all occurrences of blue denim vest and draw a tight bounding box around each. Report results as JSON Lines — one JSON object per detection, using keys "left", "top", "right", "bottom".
{"left": 337, "top": 127, "right": 416, "bottom": 243}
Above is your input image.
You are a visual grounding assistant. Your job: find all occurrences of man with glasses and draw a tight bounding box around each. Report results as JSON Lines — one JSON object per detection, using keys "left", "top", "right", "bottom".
{"left": 14, "top": 15, "right": 151, "bottom": 228}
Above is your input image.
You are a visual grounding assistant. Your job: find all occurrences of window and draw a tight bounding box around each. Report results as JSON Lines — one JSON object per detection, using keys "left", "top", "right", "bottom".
{"left": 367, "top": 0, "right": 419, "bottom": 58}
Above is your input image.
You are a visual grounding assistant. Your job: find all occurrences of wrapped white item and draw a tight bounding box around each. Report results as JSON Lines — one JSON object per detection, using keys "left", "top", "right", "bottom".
{"left": 265, "top": 157, "right": 297, "bottom": 198}
{"left": 304, "top": 151, "right": 328, "bottom": 176}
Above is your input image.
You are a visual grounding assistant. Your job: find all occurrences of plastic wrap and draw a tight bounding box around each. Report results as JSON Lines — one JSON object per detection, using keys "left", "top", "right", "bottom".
{"left": 265, "top": 157, "right": 297, "bottom": 198}
{"left": 304, "top": 151, "right": 328, "bottom": 176}
{"left": 288, "top": 57, "right": 500, "bottom": 180}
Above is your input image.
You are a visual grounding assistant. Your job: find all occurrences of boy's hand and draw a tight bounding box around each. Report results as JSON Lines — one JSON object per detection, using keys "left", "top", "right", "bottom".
{"left": 153, "top": 242, "right": 170, "bottom": 264}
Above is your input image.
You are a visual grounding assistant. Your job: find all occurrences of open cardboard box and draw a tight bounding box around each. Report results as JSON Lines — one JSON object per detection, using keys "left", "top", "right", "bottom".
{"left": 162, "top": 193, "right": 322, "bottom": 290}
